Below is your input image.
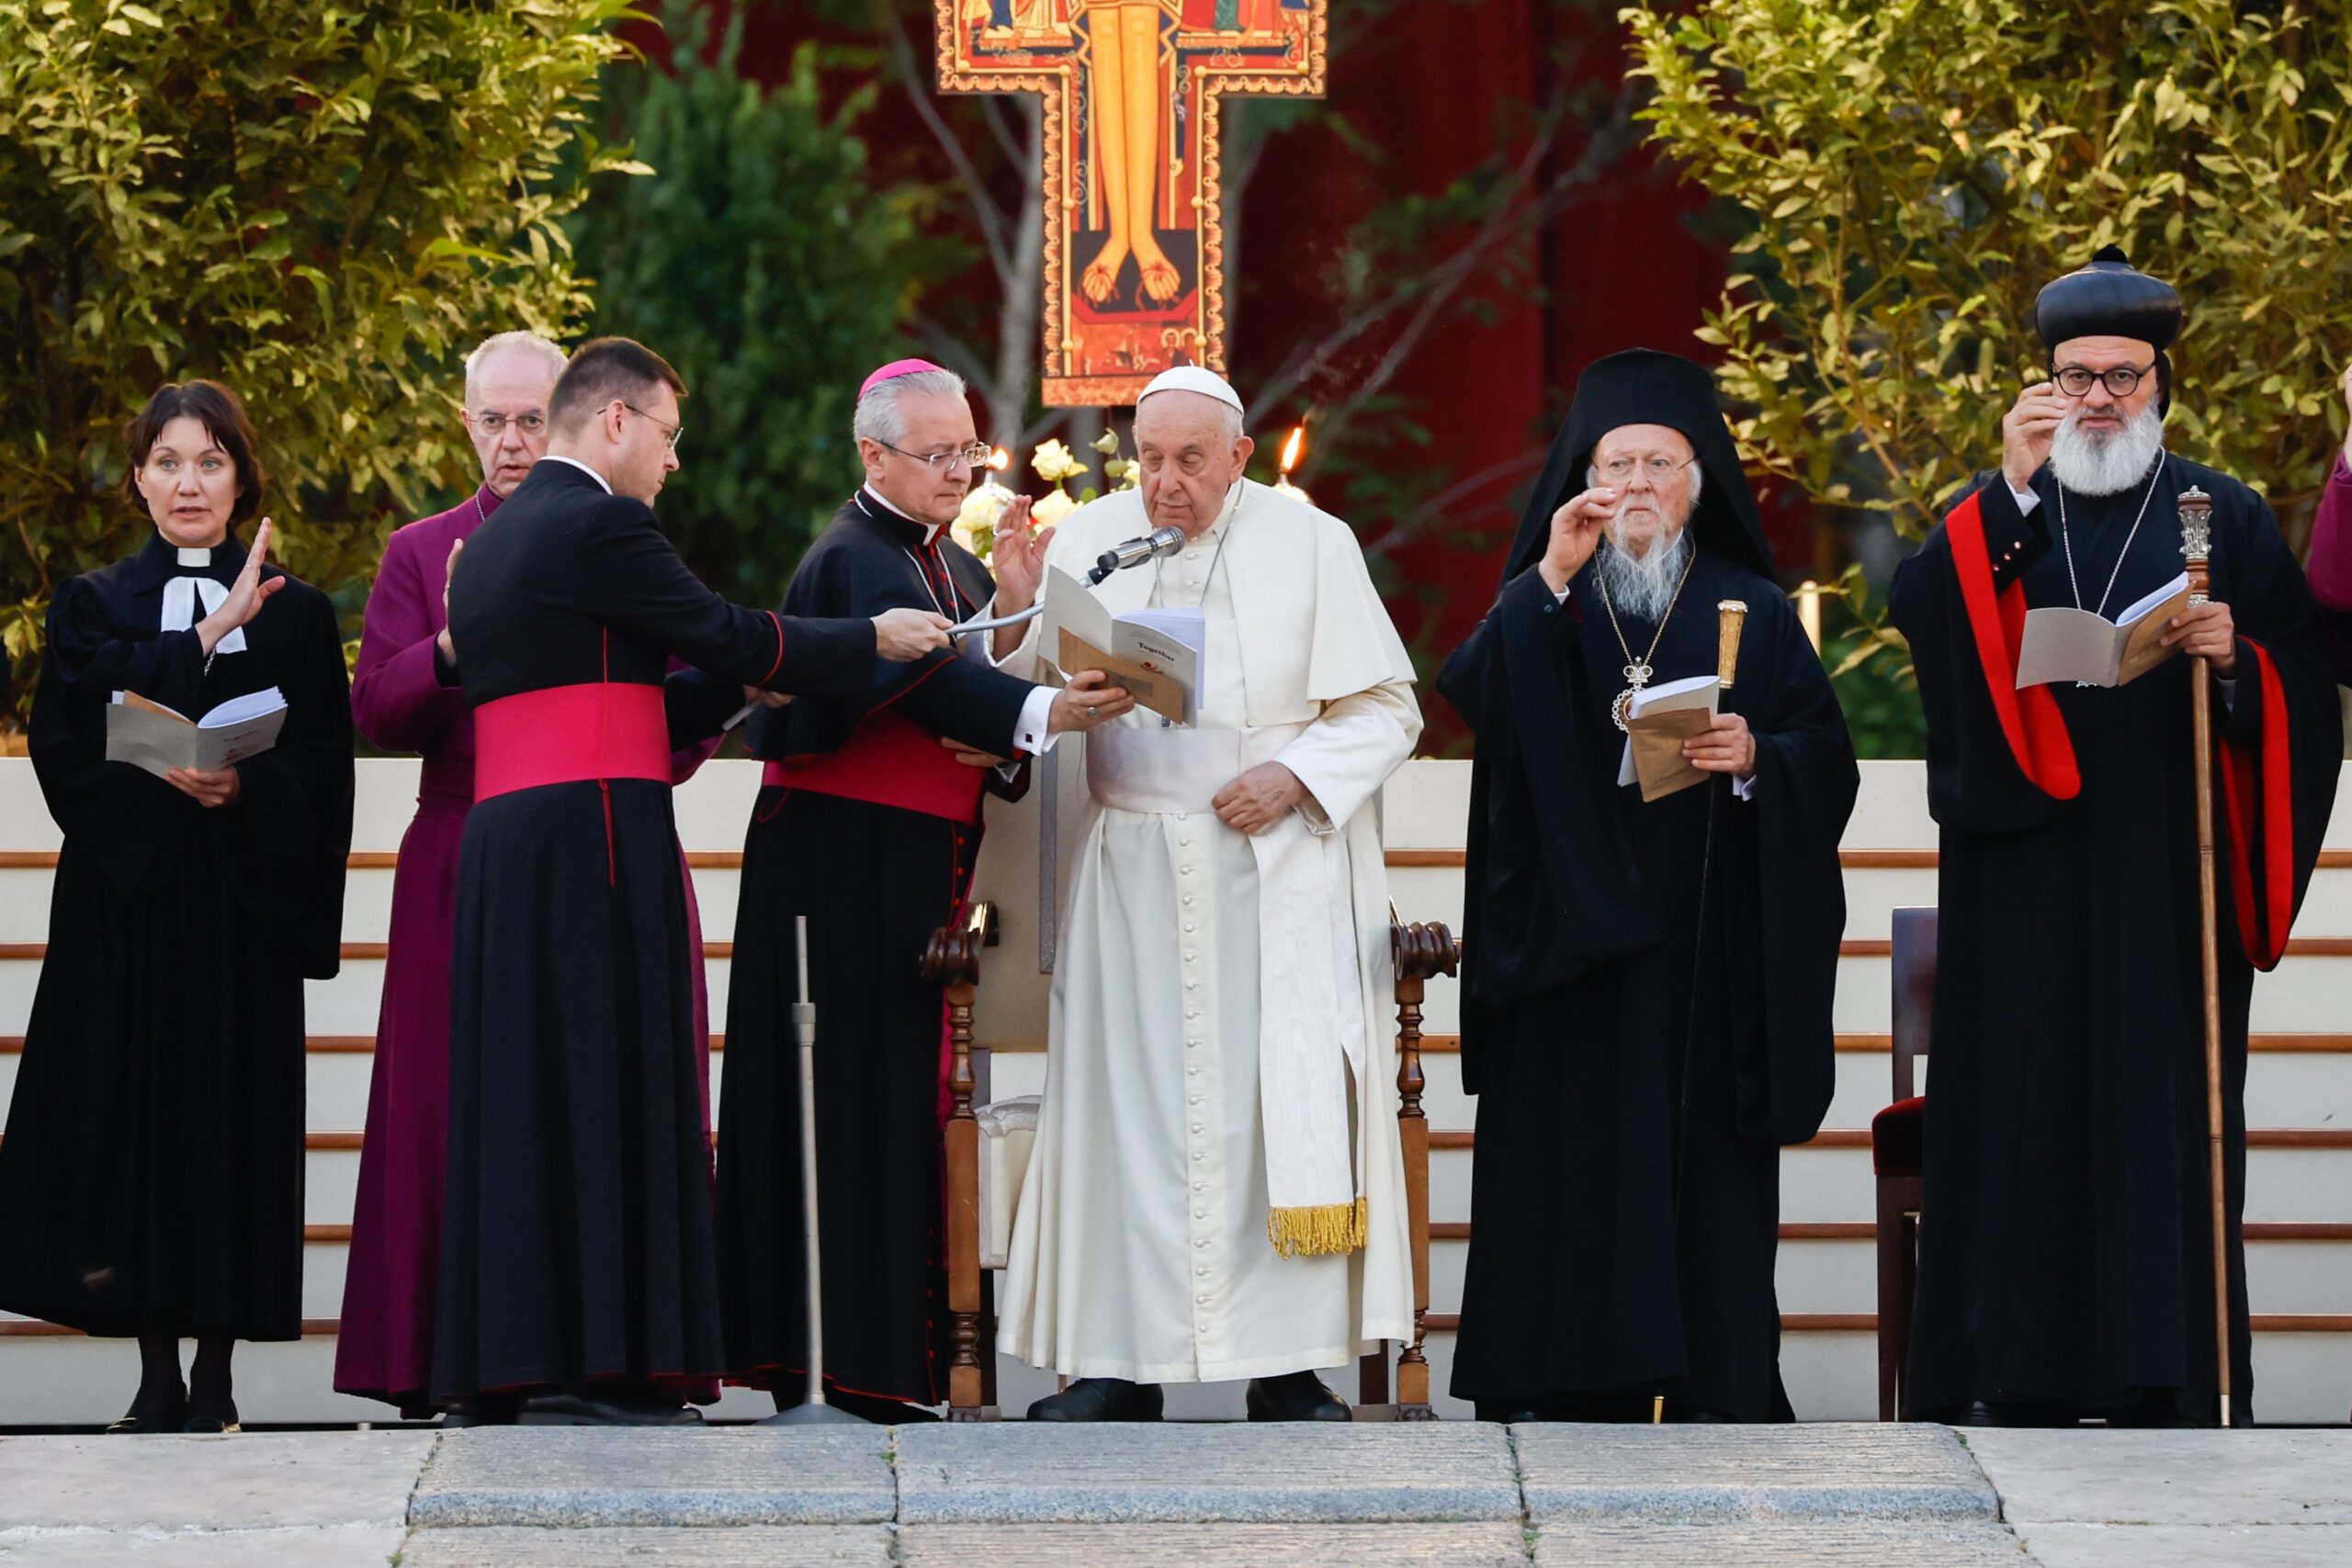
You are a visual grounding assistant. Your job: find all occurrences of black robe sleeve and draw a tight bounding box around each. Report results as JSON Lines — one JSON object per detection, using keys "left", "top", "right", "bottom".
{"left": 209, "top": 580, "right": 356, "bottom": 980}
{"left": 752, "top": 527, "right": 1038, "bottom": 763}
{"left": 1440, "top": 567, "right": 1655, "bottom": 1097}
{"left": 573, "top": 496, "right": 876, "bottom": 699}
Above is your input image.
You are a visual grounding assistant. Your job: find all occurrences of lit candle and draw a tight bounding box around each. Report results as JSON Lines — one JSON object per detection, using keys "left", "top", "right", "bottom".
{"left": 1271, "top": 424, "right": 1311, "bottom": 505}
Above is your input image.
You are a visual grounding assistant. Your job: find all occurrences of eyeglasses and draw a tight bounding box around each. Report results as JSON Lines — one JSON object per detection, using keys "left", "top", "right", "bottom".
{"left": 471, "top": 412, "right": 546, "bottom": 435}
{"left": 879, "top": 439, "right": 991, "bottom": 473}
{"left": 1595, "top": 455, "right": 1697, "bottom": 485}
{"left": 622, "top": 401, "right": 684, "bottom": 450}
{"left": 2052, "top": 364, "right": 2152, "bottom": 398}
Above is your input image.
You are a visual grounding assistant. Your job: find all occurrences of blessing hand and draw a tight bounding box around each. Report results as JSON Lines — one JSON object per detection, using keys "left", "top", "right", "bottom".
{"left": 438, "top": 537, "right": 464, "bottom": 662}
{"left": 2003, "top": 382, "right": 2069, "bottom": 492}
{"left": 1682, "top": 712, "right": 1757, "bottom": 778}
{"left": 2339, "top": 365, "right": 2352, "bottom": 465}
{"left": 2163, "top": 600, "right": 2237, "bottom": 675}
{"left": 1212, "top": 761, "right": 1306, "bottom": 836}
{"left": 1539, "top": 488, "right": 1614, "bottom": 594}
{"left": 989, "top": 496, "right": 1056, "bottom": 614}
{"left": 197, "top": 518, "right": 284, "bottom": 653}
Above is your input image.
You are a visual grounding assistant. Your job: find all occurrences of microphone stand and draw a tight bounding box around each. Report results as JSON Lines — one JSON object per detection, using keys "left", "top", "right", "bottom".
{"left": 764, "top": 914, "right": 866, "bottom": 1426}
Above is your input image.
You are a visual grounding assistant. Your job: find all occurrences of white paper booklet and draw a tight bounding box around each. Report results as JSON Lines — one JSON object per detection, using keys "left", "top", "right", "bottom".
{"left": 2015, "top": 572, "right": 2189, "bottom": 690}
{"left": 1616, "top": 674, "right": 1720, "bottom": 788}
{"left": 1040, "top": 565, "right": 1205, "bottom": 725}
{"left": 106, "top": 686, "right": 288, "bottom": 779}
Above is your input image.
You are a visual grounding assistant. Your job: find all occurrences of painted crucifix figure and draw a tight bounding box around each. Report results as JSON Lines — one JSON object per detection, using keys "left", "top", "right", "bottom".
{"left": 940, "top": 0, "right": 1327, "bottom": 406}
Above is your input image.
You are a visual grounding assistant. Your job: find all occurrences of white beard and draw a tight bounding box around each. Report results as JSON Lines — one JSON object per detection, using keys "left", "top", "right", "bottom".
{"left": 2048, "top": 402, "right": 2165, "bottom": 497}
{"left": 1597, "top": 525, "right": 1691, "bottom": 624}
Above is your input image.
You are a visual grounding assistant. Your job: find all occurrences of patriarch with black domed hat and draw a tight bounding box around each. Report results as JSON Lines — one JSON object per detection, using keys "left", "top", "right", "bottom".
{"left": 1891, "top": 247, "right": 2340, "bottom": 1427}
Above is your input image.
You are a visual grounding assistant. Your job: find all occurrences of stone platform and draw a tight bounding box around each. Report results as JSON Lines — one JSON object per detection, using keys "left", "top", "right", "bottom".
{"left": 0, "top": 1423, "right": 2344, "bottom": 1565}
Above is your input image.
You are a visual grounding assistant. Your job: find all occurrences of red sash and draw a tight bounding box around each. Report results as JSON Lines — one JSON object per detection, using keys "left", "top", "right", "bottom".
{"left": 763, "top": 709, "right": 987, "bottom": 824}
{"left": 474, "top": 682, "right": 672, "bottom": 802}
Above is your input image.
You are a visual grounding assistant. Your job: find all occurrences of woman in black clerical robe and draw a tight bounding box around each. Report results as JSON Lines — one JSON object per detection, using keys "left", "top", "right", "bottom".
{"left": 0, "top": 382, "right": 354, "bottom": 1433}
{"left": 1439, "top": 349, "right": 1856, "bottom": 1423}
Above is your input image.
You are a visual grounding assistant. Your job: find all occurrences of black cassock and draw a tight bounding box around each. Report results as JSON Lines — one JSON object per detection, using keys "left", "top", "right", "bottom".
{"left": 1441, "top": 554, "right": 1854, "bottom": 1419}
{"left": 1891, "top": 457, "right": 2338, "bottom": 1423}
{"left": 709, "top": 491, "right": 1036, "bottom": 1409}
{"left": 0, "top": 532, "right": 352, "bottom": 1340}
{"left": 432, "top": 460, "right": 876, "bottom": 1404}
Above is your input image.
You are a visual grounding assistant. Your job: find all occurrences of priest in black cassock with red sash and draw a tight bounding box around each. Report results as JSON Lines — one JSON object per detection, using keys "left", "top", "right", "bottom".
{"left": 431, "top": 338, "right": 952, "bottom": 1426}
{"left": 1893, "top": 251, "right": 2340, "bottom": 1427}
{"left": 711, "top": 360, "right": 1126, "bottom": 1420}
{"left": 1439, "top": 350, "right": 1857, "bottom": 1423}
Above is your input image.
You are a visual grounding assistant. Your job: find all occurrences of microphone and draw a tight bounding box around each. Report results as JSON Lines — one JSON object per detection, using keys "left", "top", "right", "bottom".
{"left": 1087, "top": 525, "right": 1185, "bottom": 584}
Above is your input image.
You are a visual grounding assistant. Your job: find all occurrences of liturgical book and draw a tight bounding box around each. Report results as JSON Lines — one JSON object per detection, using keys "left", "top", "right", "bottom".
{"left": 2015, "top": 573, "right": 2189, "bottom": 690}
{"left": 1617, "top": 674, "right": 1720, "bottom": 803}
{"left": 106, "top": 686, "right": 288, "bottom": 779}
{"left": 1041, "top": 565, "right": 1205, "bottom": 726}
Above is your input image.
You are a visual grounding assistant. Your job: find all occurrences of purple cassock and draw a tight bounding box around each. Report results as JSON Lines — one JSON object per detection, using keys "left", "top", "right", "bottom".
{"left": 2305, "top": 453, "right": 2352, "bottom": 682}
{"left": 334, "top": 482, "right": 719, "bottom": 1414}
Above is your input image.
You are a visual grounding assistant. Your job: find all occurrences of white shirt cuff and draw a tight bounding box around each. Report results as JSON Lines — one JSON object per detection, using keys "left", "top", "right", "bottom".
{"left": 2009, "top": 480, "right": 2041, "bottom": 516}
{"left": 1013, "top": 683, "right": 1057, "bottom": 757}
{"left": 1732, "top": 771, "right": 1758, "bottom": 802}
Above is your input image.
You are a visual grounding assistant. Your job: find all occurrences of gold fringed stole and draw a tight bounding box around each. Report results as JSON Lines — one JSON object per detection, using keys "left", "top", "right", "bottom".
{"left": 1266, "top": 1196, "right": 1368, "bottom": 1258}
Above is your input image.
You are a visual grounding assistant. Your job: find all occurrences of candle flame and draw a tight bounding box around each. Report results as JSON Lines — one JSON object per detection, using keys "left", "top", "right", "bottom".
{"left": 1279, "top": 425, "right": 1306, "bottom": 475}
{"left": 989, "top": 447, "right": 1011, "bottom": 472}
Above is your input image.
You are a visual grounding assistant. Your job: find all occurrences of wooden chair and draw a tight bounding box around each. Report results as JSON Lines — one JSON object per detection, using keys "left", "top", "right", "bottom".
{"left": 926, "top": 903, "right": 1453, "bottom": 1420}
{"left": 1871, "top": 905, "right": 1934, "bottom": 1420}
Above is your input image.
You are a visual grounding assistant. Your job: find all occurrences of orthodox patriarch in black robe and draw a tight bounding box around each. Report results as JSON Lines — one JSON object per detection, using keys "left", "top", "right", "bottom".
{"left": 431, "top": 458, "right": 876, "bottom": 1409}
{"left": 1894, "top": 253, "right": 2339, "bottom": 1426}
{"left": 0, "top": 532, "right": 352, "bottom": 1341}
{"left": 709, "top": 489, "right": 1041, "bottom": 1416}
{"left": 1439, "top": 350, "right": 1857, "bottom": 1422}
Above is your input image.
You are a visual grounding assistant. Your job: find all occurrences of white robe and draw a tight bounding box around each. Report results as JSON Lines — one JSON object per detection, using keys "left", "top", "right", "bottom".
{"left": 997, "top": 480, "right": 1421, "bottom": 1382}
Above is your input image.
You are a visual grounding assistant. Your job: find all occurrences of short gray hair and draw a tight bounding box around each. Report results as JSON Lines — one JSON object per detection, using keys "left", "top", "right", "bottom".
{"left": 464, "top": 331, "right": 568, "bottom": 405}
{"left": 854, "top": 368, "right": 970, "bottom": 447}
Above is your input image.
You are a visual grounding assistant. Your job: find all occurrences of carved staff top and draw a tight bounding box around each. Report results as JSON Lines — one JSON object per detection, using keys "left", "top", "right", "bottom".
{"left": 2177, "top": 484, "right": 2213, "bottom": 604}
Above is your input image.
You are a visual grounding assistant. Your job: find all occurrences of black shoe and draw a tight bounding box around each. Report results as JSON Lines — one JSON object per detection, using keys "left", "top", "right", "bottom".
{"left": 106, "top": 1384, "right": 187, "bottom": 1435}
{"left": 1025, "top": 1377, "right": 1164, "bottom": 1422}
{"left": 1473, "top": 1400, "right": 1550, "bottom": 1424}
{"left": 181, "top": 1393, "right": 241, "bottom": 1434}
{"left": 443, "top": 1393, "right": 522, "bottom": 1427}
{"left": 519, "top": 1391, "right": 703, "bottom": 1427}
{"left": 1245, "top": 1371, "right": 1351, "bottom": 1422}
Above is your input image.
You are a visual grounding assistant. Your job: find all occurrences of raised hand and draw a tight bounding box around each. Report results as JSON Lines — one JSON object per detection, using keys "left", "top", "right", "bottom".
{"left": 198, "top": 517, "right": 285, "bottom": 653}
{"left": 1539, "top": 487, "right": 1615, "bottom": 594}
{"left": 874, "top": 607, "right": 953, "bottom": 662}
{"left": 2003, "top": 382, "right": 2070, "bottom": 491}
{"left": 437, "top": 536, "right": 464, "bottom": 662}
{"left": 990, "top": 496, "right": 1056, "bottom": 614}
{"left": 2339, "top": 366, "right": 2351, "bottom": 465}
{"left": 1046, "top": 668, "right": 1134, "bottom": 733}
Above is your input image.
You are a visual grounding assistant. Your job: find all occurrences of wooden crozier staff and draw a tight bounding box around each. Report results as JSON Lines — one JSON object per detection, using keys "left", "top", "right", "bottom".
{"left": 2177, "top": 484, "right": 2233, "bottom": 1429}
{"left": 1656, "top": 598, "right": 1748, "bottom": 1424}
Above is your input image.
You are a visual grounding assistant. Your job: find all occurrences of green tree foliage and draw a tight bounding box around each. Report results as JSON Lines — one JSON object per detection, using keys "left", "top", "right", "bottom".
{"left": 1625, "top": 0, "right": 2352, "bottom": 548}
{"left": 568, "top": 2, "right": 938, "bottom": 602}
{"left": 0, "top": 0, "right": 641, "bottom": 720}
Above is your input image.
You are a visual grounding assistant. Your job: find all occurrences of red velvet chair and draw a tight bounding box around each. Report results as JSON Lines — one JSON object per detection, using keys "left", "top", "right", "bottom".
{"left": 1872, "top": 905, "right": 1933, "bottom": 1420}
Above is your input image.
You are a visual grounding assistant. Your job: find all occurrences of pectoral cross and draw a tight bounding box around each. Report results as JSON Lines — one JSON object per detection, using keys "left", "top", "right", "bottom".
{"left": 936, "top": 0, "right": 1327, "bottom": 406}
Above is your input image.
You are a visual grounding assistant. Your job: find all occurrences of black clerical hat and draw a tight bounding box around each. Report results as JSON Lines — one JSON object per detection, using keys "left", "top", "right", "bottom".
{"left": 2034, "top": 245, "right": 2183, "bottom": 352}
{"left": 1503, "top": 348, "right": 1775, "bottom": 587}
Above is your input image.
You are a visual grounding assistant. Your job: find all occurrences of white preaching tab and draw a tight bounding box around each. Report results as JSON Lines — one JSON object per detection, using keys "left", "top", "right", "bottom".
{"left": 105, "top": 686, "right": 288, "bottom": 780}
{"left": 2015, "top": 572, "right": 2189, "bottom": 690}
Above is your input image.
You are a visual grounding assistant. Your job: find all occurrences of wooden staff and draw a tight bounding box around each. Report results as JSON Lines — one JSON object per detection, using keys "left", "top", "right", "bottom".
{"left": 2177, "top": 485, "right": 2233, "bottom": 1429}
{"left": 1656, "top": 599, "right": 1749, "bottom": 1425}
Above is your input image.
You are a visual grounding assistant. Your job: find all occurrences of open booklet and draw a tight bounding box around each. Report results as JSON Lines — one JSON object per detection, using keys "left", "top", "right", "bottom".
{"left": 1615, "top": 674, "right": 1719, "bottom": 803}
{"left": 106, "top": 687, "right": 288, "bottom": 779}
{"left": 2015, "top": 572, "right": 2189, "bottom": 690}
{"left": 1039, "top": 565, "right": 1205, "bottom": 726}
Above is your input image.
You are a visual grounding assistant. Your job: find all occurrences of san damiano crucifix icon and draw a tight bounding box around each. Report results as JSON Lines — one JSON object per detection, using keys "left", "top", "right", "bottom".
{"left": 936, "top": 0, "right": 1328, "bottom": 407}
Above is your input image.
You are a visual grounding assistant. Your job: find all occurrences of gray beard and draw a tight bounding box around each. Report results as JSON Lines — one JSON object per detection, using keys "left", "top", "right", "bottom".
{"left": 2048, "top": 403, "right": 2166, "bottom": 497}
{"left": 1597, "top": 526, "right": 1691, "bottom": 625}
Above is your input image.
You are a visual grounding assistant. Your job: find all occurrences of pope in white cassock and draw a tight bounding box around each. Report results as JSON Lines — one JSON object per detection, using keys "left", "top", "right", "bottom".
{"left": 985, "top": 367, "right": 1420, "bottom": 1421}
